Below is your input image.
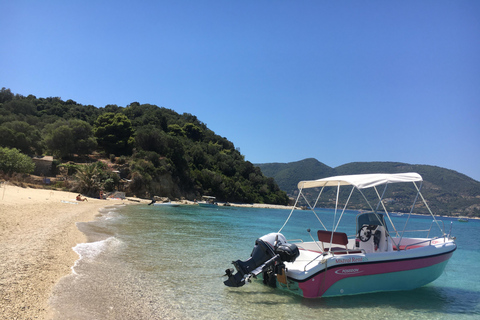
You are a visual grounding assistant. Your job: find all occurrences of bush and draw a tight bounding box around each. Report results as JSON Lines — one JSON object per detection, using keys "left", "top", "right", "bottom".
{"left": 0, "top": 147, "right": 35, "bottom": 174}
{"left": 73, "top": 162, "right": 119, "bottom": 197}
{"left": 58, "top": 162, "right": 81, "bottom": 175}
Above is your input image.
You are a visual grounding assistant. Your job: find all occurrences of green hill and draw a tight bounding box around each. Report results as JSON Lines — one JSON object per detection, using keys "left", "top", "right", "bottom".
{"left": 257, "top": 158, "right": 336, "bottom": 195}
{"left": 0, "top": 88, "right": 288, "bottom": 205}
{"left": 256, "top": 159, "right": 480, "bottom": 217}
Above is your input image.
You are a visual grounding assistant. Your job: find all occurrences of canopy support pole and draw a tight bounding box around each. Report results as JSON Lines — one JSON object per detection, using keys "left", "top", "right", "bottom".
{"left": 373, "top": 185, "right": 400, "bottom": 237}
{"left": 334, "top": 186, "right": 355, "bottom": 232}
{"left": 413, "top": 181, "right": 444, "bottom": 234}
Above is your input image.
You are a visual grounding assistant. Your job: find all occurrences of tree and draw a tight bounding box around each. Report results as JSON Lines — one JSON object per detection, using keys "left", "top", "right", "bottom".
{"left": 167, "top": 124, "right": 184, "bottom": 137}
{"left": 74, "top": 162, "right": 119, "bottom": 197}
{"left": 103, "top": 104, "right": 121, "bottom": 113}
{"left": 0, "top": 121, "right": 43, "bottom": 155}
{"left": 0, "top": 87, "right": 14, "bottom": 103}
{"left": 3, "top": 100, "right": 36, "bottom": 115}
{"left": 94, "top": 113, "right": 134, "bottom": 156}
{"left": 183, "top": 123, "right": 204, "bottom": 141}
{"left": 135, "top": 125, "right": 168, "bottom": 155}
{"left": 43, "top": 119, "right": 96, "bottom": 158}
{"left": 70, "top": 119, "right": 97, "bottom": 155}
{"left": 44, "top": 125, "right": 74, "bottom": 158}
{"left": 0, "top": 147, "right": 35, "bottom": 174}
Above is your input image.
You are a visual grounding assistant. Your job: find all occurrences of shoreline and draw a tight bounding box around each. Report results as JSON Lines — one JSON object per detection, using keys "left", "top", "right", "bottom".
{"left": 176, "top": 200, "right": 478, "bottom": 220}
{"left": 0, "top": 184, "right": 128, "bottom": 320}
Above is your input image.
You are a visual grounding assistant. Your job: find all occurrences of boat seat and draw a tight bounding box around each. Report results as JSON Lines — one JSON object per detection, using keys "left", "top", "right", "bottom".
{"left": 317, "top": 230, "right": 349, "bottom": 252}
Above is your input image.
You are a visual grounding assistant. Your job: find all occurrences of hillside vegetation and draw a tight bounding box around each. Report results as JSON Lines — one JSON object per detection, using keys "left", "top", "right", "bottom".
{"left": 257, "top": 158, "right": 480, "bottom": 217}
{"left": 0, "top": 88, "right": 288, "bottom": 205}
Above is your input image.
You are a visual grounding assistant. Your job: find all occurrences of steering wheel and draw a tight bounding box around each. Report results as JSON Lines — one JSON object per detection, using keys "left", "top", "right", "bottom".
{"left": 359, "top": 225, "right": 372, "bottom": 242}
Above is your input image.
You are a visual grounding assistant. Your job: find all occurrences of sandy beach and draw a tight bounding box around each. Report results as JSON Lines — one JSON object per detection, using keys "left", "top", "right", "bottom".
{"left": 0, "top": 184, "right": 126, "bottom": 320}
{"left": 0, "top": 183, "right": 292, "bottom": 320}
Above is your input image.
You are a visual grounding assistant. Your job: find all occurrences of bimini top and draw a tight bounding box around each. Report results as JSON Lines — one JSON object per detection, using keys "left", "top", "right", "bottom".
{"left": 297, "top": 172, "right": 422, "bottom": 190}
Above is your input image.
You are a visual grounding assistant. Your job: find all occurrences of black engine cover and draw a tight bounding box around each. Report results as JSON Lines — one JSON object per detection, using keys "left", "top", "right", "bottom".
{"left": 275, "top": 243, "right": 299, "bottom": 262}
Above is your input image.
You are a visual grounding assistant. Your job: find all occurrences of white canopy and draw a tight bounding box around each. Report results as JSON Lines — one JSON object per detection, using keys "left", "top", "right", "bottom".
{"left": 297, "top": 172, "right": 423, "bottom": 190}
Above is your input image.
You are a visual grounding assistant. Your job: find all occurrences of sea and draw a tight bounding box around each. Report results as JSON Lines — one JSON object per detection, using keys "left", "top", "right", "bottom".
{"left": 50, "top": 204, "right": 480, "bottom": 320}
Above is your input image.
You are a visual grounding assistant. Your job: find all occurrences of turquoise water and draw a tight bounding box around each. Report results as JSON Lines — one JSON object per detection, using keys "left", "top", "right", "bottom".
{"left": 51, "top": 204, "right": 480, "bottom": 319}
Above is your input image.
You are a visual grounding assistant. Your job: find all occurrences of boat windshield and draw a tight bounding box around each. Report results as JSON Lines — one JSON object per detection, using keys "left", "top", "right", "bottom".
{"left": 356, "top": 212, "right": 388, "bottom": 233}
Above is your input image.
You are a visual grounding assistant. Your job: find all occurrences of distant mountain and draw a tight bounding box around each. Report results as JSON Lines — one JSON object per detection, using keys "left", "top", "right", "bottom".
{"left": 256, "top": 159, "right": 480, "bottom": 217}
{"left": 257, "top": 158, "right": 336, "bottom": 195}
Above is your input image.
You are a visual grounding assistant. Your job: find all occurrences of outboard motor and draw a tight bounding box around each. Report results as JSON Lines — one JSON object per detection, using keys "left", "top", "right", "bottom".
{"left": 275, "top": 242, "right": 300, "bottom": 262}
{"left": 224, "top": 233, "right": 299, "bottom": 287}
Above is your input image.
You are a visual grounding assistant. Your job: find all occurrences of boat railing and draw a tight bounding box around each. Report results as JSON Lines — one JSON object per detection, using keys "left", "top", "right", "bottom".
{"left": 403, "top": 238, "right": 435, "bottom": 250}
{"left": 398, "top": 219, "right": 448, "bottom": 247}
{"left": 398, "top": 228, "right": 432, "bottom": 233}
{"left": 303, "top": 253, "right": 326, "bottom": 271}
{"left": 426, "top": 220, "right": 447, "bottom": 239}
{"left": 447, "top": 221, "right": 453, "bottom": 238}
{"left": 399, "top": 233, "right": 454, "bottom": 250}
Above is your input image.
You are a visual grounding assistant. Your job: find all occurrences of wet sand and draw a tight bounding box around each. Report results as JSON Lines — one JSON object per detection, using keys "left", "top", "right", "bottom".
{"left": 0, "top": 184, "right": 127, "bottom": 319}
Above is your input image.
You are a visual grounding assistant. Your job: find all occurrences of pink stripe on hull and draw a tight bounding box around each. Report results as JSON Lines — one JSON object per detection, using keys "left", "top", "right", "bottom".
{"left": 298, "top": 251, "right": 454, "bottom": 298}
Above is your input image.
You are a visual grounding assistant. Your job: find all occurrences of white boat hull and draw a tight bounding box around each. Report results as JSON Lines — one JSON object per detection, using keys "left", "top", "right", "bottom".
{"left": 278, "top": 239, "right": 456, "bottom": 298}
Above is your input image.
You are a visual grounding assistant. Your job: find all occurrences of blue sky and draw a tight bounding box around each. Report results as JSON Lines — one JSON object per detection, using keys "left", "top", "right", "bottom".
{"left": 2, "top": 1, "right": 480, "bottom": 181}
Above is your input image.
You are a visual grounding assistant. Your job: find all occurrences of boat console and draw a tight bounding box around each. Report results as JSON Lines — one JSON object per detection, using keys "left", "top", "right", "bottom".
{"left": 356, "top": 212, "right": 392, "bottom": 252}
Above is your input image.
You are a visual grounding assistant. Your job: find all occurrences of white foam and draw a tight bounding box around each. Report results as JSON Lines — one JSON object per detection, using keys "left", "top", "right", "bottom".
{"left": 97, "top": 206, "right": 126, "bottom": 221}
{"left": 98, "top": 207, "right": 117, "bottom": 214}
{"left": 71, "top": 237, "right": 122, "bottom": 274}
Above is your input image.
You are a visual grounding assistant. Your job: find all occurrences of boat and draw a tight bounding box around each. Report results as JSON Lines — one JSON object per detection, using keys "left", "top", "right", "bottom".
{"left": 198, "top": 196, "right": 218, "bottom": 207}
{"left": 223, "top": 173, "right": 456, "bottom": 298}
{"left": 457, "top": 218, "right": 469, "bottom": 222}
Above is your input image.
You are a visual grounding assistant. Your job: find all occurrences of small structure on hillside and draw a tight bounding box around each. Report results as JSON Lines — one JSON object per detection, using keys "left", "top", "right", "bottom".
{"left": 32, "top": 156, "right": 54, "bottom": 177}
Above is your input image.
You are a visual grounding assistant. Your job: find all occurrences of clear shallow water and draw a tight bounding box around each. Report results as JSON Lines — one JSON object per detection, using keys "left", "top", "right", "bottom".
{"left": 51, "top": 204, "right": 480, "bottom": 320}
